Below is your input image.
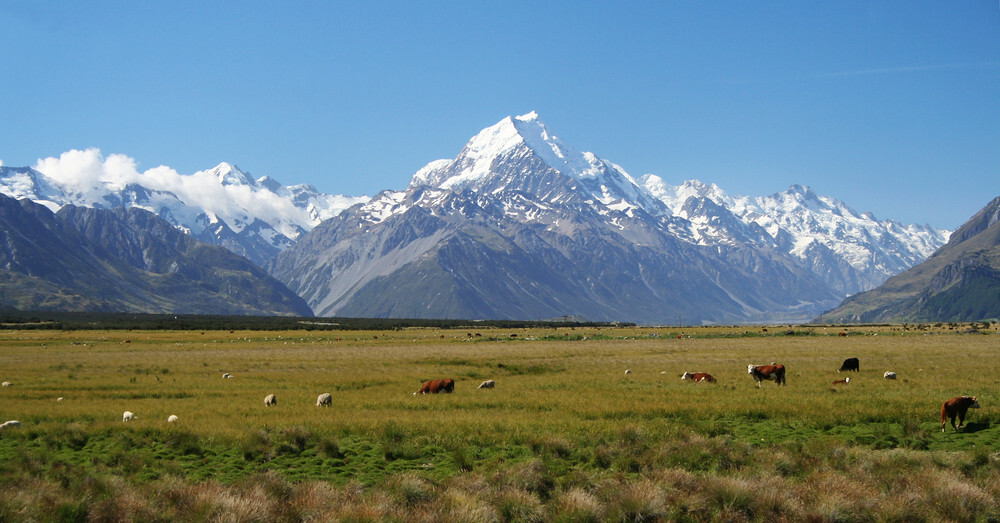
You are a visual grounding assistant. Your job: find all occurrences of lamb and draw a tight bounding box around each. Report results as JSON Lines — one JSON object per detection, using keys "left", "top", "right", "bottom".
{"left": 316, "top": 393, "right": 332, "bottom": 407}
{"left": 167, "top": 415, "right": 179, "bottom": 423}
{"left": 122, "top": 411, "right": 137, "bottom": 422}
{"left": 0, "top": 420, "right": 21, "bottom": 430}
{"left": 264, "top": 394, "right": 277, "bottom": 407}
{"left": 222, "top": 373, "right": 233, "bottom": 379}
{"left": 884, "top": 371, "right": 897, "bottom": 380}
{"left": 1, "top": 381, "right": 10, "bottom": 387}
{"left": 478, "top": 380, "right": 496, "bottom": 389}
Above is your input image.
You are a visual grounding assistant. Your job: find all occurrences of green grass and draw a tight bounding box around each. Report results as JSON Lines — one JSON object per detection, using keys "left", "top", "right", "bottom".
{"left": 0, "top": 326, "right": 999, "bottom": 520}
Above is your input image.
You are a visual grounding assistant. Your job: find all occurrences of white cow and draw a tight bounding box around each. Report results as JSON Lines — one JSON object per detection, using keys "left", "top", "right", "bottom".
{"left": 316, "top": 393, "right": 332, "bottom": 407}
{"left": 0, "top": 420, "right": 21, "bottom": 430}
{"left": 167, "top": 415, "right": 179, "bottom": 423}
{"left": 264, "top": 394, "right": 277, "bottom": 406}
{"left": 883, "top": 371, "right": 897, "bottom": 380}
{"left": 123, "top": 411, "right": 137, "bottom": 422}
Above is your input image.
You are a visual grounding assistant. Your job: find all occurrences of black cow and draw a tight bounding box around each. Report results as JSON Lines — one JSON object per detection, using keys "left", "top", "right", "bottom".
{"left": 838, "top": 357, "right": 859, "bottom": 372}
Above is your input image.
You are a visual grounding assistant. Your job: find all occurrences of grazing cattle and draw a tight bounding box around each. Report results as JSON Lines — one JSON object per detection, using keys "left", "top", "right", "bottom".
{"left": 414, "top": 379, "right": 455, "bottom": 395}
{"left": 122, "top": 411, "right": 137, "bottom": 422}
{"left": 941, "top": 396, "right": 980, "bottom": 432}
{"left": 832, "top": 377, "right": 850, "bottom": 385}
{"left": 838, "top": 358, "right": 860, "bottom": 372}
{"left": 478, "top": 380, "right": 495, "bottom": 389}
{"left": 747, "top": 364, "right": 786, "bottom": 387}
{"left": 222, "top": 373, "right": 232, "bottom": 379}
{"left": 264, "top": 394, "right": 277, "bottom": 406}
{"left": 884, "top": 371, "right": 897, "bottom": 380}
{"left": 316, "top": 393, "right": 332, "bottom": 407}
{"left": 681, "top": 372, "right": 716, "bottom": 383}
{"left": 0, "top": 420, "right": 21, "bottom": 430}
{"left": 167, "top": 415, "right": 179, "bottom": 423}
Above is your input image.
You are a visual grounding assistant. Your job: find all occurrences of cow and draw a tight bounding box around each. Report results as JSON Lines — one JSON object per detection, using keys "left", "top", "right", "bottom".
{"left": 264, "top": 394, "right": 277, "bottom": 406}
{"left": 883, "top": 371, "right": 897, "bottom": 380}
{"left": 748, "top": 364, "right": 786, "bottom": 387}
{"left": 681, "top": 372, "right": 716, "bottom": 383}
{"left": 832, "top": 377, "right": 850, "bottom": 385}
{"left": 414, "top": 379, "right": 455, "bottom": 395}
{"left": 838, "top": 358, "right": 859, "bottom": 372}
{"left": 316, "top": 393, "right": 332, "bottom": 407}
{"left": 941, "top": 396, "right": 980, "bottom": 432}
{"left": 478, "top": 380, "right": 495, "bottom": 389}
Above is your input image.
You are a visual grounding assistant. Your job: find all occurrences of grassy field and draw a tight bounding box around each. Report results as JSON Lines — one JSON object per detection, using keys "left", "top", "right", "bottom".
{"left": 0, "top": 324, "right": 998, "bottom": 521}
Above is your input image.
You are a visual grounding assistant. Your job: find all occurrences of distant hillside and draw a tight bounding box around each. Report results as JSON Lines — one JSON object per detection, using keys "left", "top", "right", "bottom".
{"left": 0, "top": 194, "right": 313, "bottom": 316}
{"left": 815, "top": 195, "right": 1000, "bottom": 323}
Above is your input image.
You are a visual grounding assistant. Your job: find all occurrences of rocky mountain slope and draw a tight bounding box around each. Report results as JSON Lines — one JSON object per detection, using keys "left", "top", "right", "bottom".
{"left": 269, "top": 112, "right": 948, "bottom": 324}
{"left": 0, "top": 193, "right": 312, "bottom": 316}
{"left": 815, "top": 195, "right": 1000, "bottom": 323}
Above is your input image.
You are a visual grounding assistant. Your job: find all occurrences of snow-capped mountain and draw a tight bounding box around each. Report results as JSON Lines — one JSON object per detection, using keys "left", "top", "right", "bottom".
{"left": 0, "top": 154, "right": 368, "bottom": 266}
{"left": 641, "top": 177, "right": 949, "bottom": 295}
{"left": 270, "top": 112, "right": 946, "bottom": 323}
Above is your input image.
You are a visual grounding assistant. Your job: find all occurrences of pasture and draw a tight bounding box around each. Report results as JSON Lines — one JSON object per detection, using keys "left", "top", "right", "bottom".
{"left": 1, "top": 325, "right": 999, "bottom": 521}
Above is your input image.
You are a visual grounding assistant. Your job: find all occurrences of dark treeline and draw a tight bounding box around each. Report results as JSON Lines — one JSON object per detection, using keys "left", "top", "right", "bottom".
{"left": 0, "top": 310, "right": 628, "bottom": 331}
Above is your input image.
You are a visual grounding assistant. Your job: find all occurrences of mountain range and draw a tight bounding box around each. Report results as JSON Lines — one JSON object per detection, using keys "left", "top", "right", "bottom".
{"left": 0, "top": 193, "right": 311, "bottom": 316}
{"left": 816, "top": 195, "right": 1000, "bottom": 323}
{"left": 1, "top": 113, "right": 954, "bottom": 322}
{"left": 267, "top": 112, "right": 949, "bottom": 324}
{"left": 0, "top": 159, "right": 367, "bottom": 267}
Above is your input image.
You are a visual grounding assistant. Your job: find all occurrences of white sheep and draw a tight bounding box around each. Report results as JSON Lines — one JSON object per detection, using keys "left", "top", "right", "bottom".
{"left": 478, "top": 380, "right": 496, "bottom": 389}
{"left": 0, "top": 420, "right": 21, "bottom": 430}
{"left": 56, "top": 397, "right": 64, "bottom": 402}
{"left": 1, "top": 381, "right": 10, "bottom": 387}
{"left": 123, "top": 411, "right": 137, "bottom": 422}
{"left": 222, "top": 373, "right": 233, "bottom": 379}
{"left": 264, "top": 394, "right": 277, "bottom": 407}
{"left": 316, "top": 393, "right": 332, "bottom": 407}
{"left": 884, "top": 371, "right": 897, "bottom": 380}
{"left": 624, "top": 369, "right": 632, "bottom": 375}
{"left": 167, "top": 415, "right": 179, "bottom": 423}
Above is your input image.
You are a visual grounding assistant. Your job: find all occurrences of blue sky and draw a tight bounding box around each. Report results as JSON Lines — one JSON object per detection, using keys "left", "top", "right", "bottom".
{"left": 1, "top": 1, "right": 998, "bottom": 229}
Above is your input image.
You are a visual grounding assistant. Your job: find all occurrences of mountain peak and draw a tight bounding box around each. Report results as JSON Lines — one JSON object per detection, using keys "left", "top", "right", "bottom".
{"left": 209, "top": 162, "right": 255, "bottom": 187}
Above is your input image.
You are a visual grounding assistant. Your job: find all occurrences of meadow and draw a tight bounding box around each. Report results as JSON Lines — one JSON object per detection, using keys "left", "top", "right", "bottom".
{"left": 0, "top": 324, "right": 998, "bottom": 521}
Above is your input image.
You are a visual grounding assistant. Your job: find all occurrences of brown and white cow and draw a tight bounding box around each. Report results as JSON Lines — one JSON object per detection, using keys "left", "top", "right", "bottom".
{"left": 941, "top": 396, "right": 980, "bottom": 432}
{"left": 748, "top": 364, "right": 786, "bottom": 387}
{"left": 414, "top": 378, "right": 455, "bottom": 395}
{"left": 681, "top": 372, "right": 716, "bottom": 383}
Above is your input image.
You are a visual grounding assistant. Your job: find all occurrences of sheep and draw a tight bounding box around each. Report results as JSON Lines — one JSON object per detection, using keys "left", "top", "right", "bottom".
{"left": 624, "top": 369, "right": 632, "bottom": 375}
{"left": 316, "top": 393, "right": 332, "bottom": 407}
{"left": 884, "top": 371, "right": 897, "bottom": 380}
{"left": 167, "top": 415, "right": 179, "bottom": 423}
{"left": 222, "top": 373, "right": 233, "bottom": 379}
{"left": 122, "top": 411, "right": 137, "bottom": 422}
{"left": 478, "top": 380, "right": 496, "bottom": 389}
{"left": 56, "top": 397, "right": 63, "bottom": 402}
{"left": 0, "top": 420, "right": 21, "bottom": 430}
{"left": 264, "top": 394, "right": 277, "bottom": 407}
{"left": 1, "top": 381, "right": 10, "bottom": 387}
